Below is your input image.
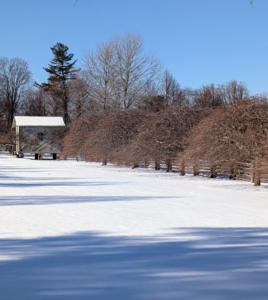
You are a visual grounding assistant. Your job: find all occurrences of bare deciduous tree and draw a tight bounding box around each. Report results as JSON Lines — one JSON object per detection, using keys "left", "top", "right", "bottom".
{"left": 191, "top": 80, "right": 249, "bottom": 109}
{"left": 160, "top": 69, "right": 187, "bottom": 108}
{"left": 0, "top": 57, "right": 32, "bottom": 129}
{"left": 21, "top": 88, "right": 48, "bottom": 116}
{"left": 192, "top": 84, "right": 224, "bottom": 109}
{"left": 83, "top": 40, "right": 116, "bottom": 112}
{"left": 223, "top": 80, "right": 249, "bottom": 105}
{"left": 68, "top": 76, "right": 93, "bottom": 119}
{"left": 82, "top": 34, "right": 161, "bottom": 111}
{"left": 112, "top": 34, "right": 161, "bottom": 109}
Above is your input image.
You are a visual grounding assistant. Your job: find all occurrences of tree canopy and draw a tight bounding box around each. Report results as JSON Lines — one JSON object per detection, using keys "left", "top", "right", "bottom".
{"left": 38, "top": 43, "right": 78, "bottom": 124}
{"left": 44, "top": 43, "right": 77, "bottom": 82}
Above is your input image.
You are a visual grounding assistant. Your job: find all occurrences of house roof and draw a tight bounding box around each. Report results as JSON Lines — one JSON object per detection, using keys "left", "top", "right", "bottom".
{"left": 12, "top": 116, "right": 65, "bottom": 128}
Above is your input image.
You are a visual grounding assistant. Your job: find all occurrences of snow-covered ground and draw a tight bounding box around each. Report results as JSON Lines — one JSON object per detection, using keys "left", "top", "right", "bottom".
{"left": 1, "top": 152, "right": 268, "bottom": 299}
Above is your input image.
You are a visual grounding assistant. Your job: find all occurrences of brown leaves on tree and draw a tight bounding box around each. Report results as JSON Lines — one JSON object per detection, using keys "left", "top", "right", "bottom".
{"left": 62, "top": 97, "right": 268, "bottom": 185}
{"left": 183, "top": 99, "right": 268, "bottom": 182}
{"left": 62, "top": 108, "right": 204, "bottom": 170}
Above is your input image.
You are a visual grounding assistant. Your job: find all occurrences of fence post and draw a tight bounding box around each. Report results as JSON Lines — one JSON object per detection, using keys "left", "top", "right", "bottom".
{"left": 250, "top": 160, "right": 255, "bottom": 183}
{"left": 253, "top": 157, "right": 261, "bottom": 186}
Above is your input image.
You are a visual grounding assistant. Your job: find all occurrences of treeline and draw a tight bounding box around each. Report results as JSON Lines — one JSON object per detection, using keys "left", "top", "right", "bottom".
{"left": 62, "top": 97, "right": 268, "bottom": 186}
{"left": 1, "top": 33, "right": 268, "bottom": 185}
{"left": 183, "top": 99, "right": 268, "bottom": 185}
{"left": 0, "top": 34, "right": 253, "bottom": 133}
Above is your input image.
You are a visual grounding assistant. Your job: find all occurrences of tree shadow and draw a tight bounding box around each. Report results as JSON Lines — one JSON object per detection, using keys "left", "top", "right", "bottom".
{"left": 0, "top": 180, "right": 124, "bottom": 188}
{"left": 0, "top": 195, "right": 179, "bottom": 206}
{"left": 1, "top": 228, "right": 268, "bottom": 299}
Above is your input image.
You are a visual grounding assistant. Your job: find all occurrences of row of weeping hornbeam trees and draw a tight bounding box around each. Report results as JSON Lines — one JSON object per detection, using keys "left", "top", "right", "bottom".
{"left": 69, "top": 155, "right": 265, "bottom": 186}
{"left": 130, "top": 158, "right": 266, "bottom": 186}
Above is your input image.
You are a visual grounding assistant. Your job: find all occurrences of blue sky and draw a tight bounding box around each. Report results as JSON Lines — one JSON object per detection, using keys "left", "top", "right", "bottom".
{"left": 1, "top": 0, "right": 267, "bottom": 95}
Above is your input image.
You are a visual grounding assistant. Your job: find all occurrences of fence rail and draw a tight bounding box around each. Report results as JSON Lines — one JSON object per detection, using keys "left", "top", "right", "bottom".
{"left": 65, "top": 155, "right": 268, "bottom": 185}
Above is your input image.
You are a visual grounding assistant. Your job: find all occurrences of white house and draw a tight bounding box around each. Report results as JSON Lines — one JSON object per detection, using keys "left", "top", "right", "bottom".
{"left": 12, "top": 116, "right": 65, "bottom": 159}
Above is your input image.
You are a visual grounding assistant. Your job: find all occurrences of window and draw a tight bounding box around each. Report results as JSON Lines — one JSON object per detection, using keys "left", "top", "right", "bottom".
{"left": 37, "top": 132, "right": 44, "bottom": 141}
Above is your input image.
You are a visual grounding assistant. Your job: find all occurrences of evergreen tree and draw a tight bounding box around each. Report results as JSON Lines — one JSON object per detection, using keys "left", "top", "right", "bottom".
{"left": 40, "top": 43, "right": 77, "bottom": 123}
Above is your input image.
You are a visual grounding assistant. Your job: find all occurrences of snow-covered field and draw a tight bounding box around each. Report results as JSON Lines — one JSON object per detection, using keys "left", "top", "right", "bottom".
{"left": 1, "top": 152, "right": 268, "bottom": 299}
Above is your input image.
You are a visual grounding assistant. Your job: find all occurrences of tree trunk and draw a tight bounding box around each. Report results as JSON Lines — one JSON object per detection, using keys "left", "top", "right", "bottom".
{"left": 180, "top": 158, "right": 185, "bottom": 176}
{"left": 229, "top": 166, "right": 236, "bottom": 180}
{"left": 132, "top": 162, "right": 139, "bottom": 169}
{"left": 35, "top": 153, "right": 42, "bottom": 160}
{"left": 144, "top": 158, "right": 149, "bottom": 168}
{"left": 250, "top": 160, "right": 255, "bottom": 183}
{"left": 155, "top": 160, "right": 160, "bottom": 170}
{"left": 166, "top": 159, "right": 172, "bottom": 172}
{"left": 210, "top": 164, "right": 217, "bottom": 178}
{"left": 253, "top": 158, "right": 261, "bottom": 186}
{"left": 193, "top": 158, "right": 199, "bottom": 176}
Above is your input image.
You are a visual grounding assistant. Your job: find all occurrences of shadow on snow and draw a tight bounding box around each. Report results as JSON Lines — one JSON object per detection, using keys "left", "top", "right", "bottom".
{"left": 1, "top": 228, "right": 268, "bottom": 300}
{"left": 0, "top": 180, "right": 126, "bottom": 188}
{"left": 0, "top": 195, "right": 179, "bottom": 206}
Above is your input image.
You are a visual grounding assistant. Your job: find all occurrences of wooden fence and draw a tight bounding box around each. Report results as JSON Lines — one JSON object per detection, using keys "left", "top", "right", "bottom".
{"left": 144, "top": 158, "right": 268, "bottom": 185}
{"left": 65, "top": 155, "right": 268, "bottom": 185}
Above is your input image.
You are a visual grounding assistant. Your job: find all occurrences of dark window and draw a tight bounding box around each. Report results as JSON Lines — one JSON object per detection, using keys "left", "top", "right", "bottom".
{"left": 38, "top": 132, "right": 44, "bottom": 141}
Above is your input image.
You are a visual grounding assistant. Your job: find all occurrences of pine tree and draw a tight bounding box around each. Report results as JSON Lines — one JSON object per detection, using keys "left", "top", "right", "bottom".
{"left": 41, "top": 43, "right": 77, "bottom": 124}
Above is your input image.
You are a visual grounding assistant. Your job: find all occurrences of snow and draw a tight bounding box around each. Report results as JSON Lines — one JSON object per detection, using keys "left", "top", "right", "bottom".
{"left": 12, "top": 116, "right": 65, "bottom": 127}
{"left": 1, "top": 152, "right": 268, "bottom": 299}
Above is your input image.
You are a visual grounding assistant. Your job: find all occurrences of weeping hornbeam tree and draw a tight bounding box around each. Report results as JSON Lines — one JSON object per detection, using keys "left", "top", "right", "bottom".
{"left": 38, "top": 43, "right": 78, "bottom": 124}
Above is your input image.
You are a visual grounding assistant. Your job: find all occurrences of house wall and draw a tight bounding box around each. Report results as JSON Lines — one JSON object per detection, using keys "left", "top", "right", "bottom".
{"left": 19, "top": 126, "right": 65, "bottom": 154}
